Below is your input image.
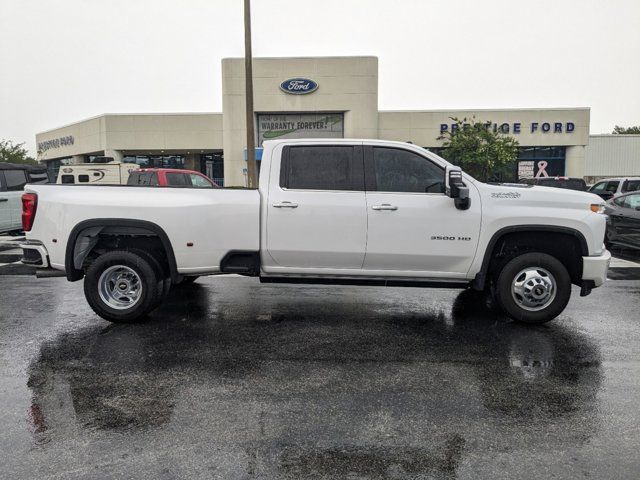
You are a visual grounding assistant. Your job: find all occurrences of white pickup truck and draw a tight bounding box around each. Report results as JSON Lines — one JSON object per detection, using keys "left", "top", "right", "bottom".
{"left": 21, "top": 139, "right": 610, "bottom": 324}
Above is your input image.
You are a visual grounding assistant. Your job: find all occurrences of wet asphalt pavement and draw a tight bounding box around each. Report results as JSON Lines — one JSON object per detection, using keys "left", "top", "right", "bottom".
{"left": 1, "top": 272, "right": 639, "bottom": 479}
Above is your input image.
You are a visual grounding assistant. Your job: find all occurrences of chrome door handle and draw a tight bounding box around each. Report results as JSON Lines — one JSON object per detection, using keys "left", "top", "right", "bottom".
{"left": 273, "top": 201, "right": 298, "bottom": 208}
{"left": 371, "top": 204, "right": 398, "bottom": 211}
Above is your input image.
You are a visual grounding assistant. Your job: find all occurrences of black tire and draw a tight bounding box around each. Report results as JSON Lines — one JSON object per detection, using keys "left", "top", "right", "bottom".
{"left": 127, "top": 249, "right": 170, "bottom": 307}
{"left": 494, "top": 252, "right": 571, "bottom": 324}
{"left": 83, "top": 250, "right": 161, "bottom": 323}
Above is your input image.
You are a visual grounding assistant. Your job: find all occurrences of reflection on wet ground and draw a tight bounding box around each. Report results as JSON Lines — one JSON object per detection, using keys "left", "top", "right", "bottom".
{"left": 6, "top": 278, "right": 613, "bottom": 479}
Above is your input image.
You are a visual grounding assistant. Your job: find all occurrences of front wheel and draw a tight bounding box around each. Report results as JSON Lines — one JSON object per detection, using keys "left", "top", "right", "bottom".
{"left": 84, "top": 250, "right": 161, "bottom": 323}
{"left": 494, "top": 252, "right": 571, "bottom": 324}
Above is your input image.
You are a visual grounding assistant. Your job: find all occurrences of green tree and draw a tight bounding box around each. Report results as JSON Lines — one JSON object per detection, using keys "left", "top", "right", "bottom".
{"left": 0, "top": 140, "right": 37, "bottom": 165}
{"left": 612, "top": 125, "right": 640, "bottom": 134}
{"left": 438, "top": 117, "right": 519, "bottom": 182}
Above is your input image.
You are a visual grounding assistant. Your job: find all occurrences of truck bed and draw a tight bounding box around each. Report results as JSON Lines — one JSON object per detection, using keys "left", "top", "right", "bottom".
{"left": 24, "top": 184, "right": 261, "bottom": 274}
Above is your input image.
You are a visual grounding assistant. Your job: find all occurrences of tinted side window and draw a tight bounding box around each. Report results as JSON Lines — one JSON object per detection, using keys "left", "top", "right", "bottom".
{"left": 78, "top": 174, "right": 89, "bottom": 183}
{"left": 127, "top": 173, "right": 141, "bottom": 185}
{"left": 537, "top": 178, "right": 557, "bottom": 186}
{"left": 28, "top": 172, "right": 49, "bottom": 184}
{"left": 166, "top": 173, "right": 188, "bottom": 186}
{"left": 622, "top": 180, "right": 640, "bottom": 193}
{"left": 590, "top": 181, "right": 607, "bottom": 193}
{"left": 61, "top": 175, "right": 74, "bottom": 184}
{"left": 127, "top": 172, "right": 156, "bottom": 186}
{"left": 283, "top": 146, "right": 356, "bottom": 191}
{"left": 605, "top": 181, "right": 620, "bottom": 193}
{"left": 566, "top": 179, "right": 587, "bottom": 191}
{"left": 4, "top": 170, "right": 28, "bottom": 191}
{"left": 372, "top": 148, "right": 444, "bottom": 193}
{"left": 190, "top": 174, "right": 213, "bottom": 188}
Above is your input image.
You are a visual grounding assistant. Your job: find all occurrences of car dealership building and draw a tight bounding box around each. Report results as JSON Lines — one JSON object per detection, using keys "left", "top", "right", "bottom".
{"left": 36, "top": 56, "right": 598, "bottom": 186}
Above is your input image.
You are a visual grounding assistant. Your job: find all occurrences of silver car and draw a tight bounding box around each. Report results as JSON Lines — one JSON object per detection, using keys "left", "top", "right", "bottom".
{"left": 589, "top": 177, "right": 640, "bottom": 201}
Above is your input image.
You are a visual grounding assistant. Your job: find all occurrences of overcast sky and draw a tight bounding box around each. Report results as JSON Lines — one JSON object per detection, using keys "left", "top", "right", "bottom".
{"left": 1, "top": 0, "right": 639, "bottom": 155}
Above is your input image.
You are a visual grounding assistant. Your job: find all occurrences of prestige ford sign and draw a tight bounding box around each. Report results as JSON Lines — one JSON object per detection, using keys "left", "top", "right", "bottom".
{"left": 280, "top": 78, "right": 318, "bottom": 95}
{"left": 440, "top": 121, "right": 576, "bottom": 135}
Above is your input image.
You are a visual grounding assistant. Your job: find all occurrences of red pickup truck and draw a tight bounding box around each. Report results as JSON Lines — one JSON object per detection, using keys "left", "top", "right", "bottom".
{"left": 127, "top": 168, "right": 219, "bottom": 188}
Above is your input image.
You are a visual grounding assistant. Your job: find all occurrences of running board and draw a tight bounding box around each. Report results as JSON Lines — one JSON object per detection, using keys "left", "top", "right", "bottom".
{"left": 259, "top": 276, "right": 470, "bottom": 289}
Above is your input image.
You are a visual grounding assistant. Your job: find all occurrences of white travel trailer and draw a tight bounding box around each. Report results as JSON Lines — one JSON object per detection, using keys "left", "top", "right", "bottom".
{"left": 56, "top": 162, "right": 139, "bottom": 185}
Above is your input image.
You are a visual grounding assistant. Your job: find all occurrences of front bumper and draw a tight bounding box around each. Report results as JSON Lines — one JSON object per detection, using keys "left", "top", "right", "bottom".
{"left": 582, "top": 249, "right": 611, "bottom": 288}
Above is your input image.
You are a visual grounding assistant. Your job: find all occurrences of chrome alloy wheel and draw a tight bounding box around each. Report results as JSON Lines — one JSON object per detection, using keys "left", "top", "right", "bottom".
{"left": 511, "top": 267, "right": 557, "bottom": 312}
{"left": 98, "top": 265, "right": 143, "bottom": 310}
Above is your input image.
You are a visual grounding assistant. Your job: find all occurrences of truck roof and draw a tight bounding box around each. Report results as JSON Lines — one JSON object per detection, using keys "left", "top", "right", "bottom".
{"left": 262, "top": 138, "right": 419, "bottom": 148}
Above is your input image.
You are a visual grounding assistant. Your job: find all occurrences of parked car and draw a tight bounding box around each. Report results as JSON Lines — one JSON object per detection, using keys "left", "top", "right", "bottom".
{"left": 21, "top": 139, "right": 610, "bottom": 325}
{"left": 588, "top": 177, "right": 640, "bottom": 201}
{"left": 518, "top": 177, "right": 587, "bottom": 191}
{"left": 127, "top": 168, "right": 219, "bottom": 188}
{"left": 0, "top": 163, "right": 31, "bottom": 233}
{"left": 56, "top": 162, "right": 139, "bottom": 185}
{"left": 604, "top": 191, "right": 640, "bottom": 250}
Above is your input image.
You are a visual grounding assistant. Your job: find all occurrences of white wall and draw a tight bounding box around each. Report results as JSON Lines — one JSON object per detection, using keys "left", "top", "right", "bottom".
{"left": 585, "top": 135, "right": 640, "bottom": 178}
{"left": 35, "top": 113, "right": 224, "bottom": 163}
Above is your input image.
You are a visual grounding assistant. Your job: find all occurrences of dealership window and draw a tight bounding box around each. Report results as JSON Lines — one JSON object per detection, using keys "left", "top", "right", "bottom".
{"left": 200, "top": 153, "right": 224, "bottom": 186}
{"left": 517, "top": 147, "right": 566, "bottom": 179}
{"left": 122, "top": 155, "right": 185, "bottom": 169}
{"left": 517, "top": 146, "right": 566, "bottom": 161}
{"left": 85, "top": 155, "right": 114, "bottom": 163}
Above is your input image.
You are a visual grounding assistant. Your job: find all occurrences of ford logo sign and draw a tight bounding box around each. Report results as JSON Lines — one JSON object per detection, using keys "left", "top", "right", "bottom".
{"left": 280, "top": 78, "right": 318, "bottom": 95}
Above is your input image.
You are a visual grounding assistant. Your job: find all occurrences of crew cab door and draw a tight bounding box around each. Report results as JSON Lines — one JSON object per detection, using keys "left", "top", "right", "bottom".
{"left": 362, "top": 145, "right": 481, "bottom": 276}
{"left": 265, "top": 143, "right": 367, "bottom": 270}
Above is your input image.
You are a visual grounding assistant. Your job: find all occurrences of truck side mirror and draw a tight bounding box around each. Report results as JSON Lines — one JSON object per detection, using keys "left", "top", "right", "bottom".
{"left": 446, "top": 167, "right": 471, "bottom": 210}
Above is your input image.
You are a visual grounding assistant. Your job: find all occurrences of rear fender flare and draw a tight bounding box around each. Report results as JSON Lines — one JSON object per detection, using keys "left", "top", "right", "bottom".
{"left": 65, "top": 219, "right": 179, "bottom": 282}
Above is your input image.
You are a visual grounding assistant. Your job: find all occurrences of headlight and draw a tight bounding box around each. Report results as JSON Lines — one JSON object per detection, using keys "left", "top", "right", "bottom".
{"left": 590, "top": 203, "right": 606, "bottom": 214}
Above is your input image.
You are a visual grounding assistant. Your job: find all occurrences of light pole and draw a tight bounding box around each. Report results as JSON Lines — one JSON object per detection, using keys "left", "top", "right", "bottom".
{"left": 244, "top": 0, "right": 258, "bottom": 188}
